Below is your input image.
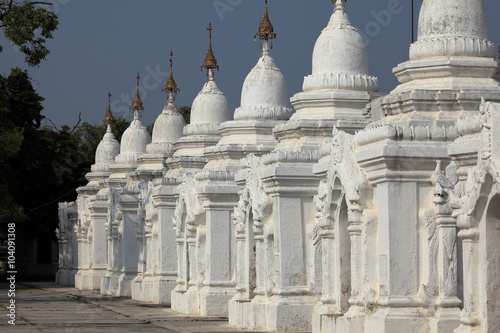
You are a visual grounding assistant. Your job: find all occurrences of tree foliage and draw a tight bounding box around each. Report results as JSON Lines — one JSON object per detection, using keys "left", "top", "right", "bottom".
{"left": 178, "top": 105, "right": 191, "bottom": 124}
{"left": 0, "top": 67, "right": 133, "bottom": 239}
{"left": 0, "top": 67, "right": 43, "bottom": 224}
{"left": 0, "top": 0, "right": 58, "bottom": 67}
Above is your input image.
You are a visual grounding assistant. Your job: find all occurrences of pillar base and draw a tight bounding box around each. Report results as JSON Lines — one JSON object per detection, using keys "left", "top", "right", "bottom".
{"left": 131, "top": 274, "right": 144, "bottom": 301}
{"left": 171, "top": 286, "right": 201, "bottom": 315}
{"left": 88, "top": 268, "right": 106, "bottom": 291}
{"left": 313, "top": 305, "right": 365, "bottom": 333}
{"left": 132, "top": 275, "right": 176, "bottom": 304}
{"left": 228, "top": 295, "right": 271, "bottom": 330}
{"left": 199, "top": 285, "right": 235, "bottom": 317}
{"left": 101, "top": 271, "right": 134, "bottom": 296}
{"left": 365, "top": 308, "right": 429, "bottom": 333}
{"left": 429, "top": 308, "right": 461, "bottom": 333}
{"left": 453, "top": 325, "right": 482, "bottom": 333}
{"left": 56, "top": 269, "right": 75, "bottom": 286}
{"left": 74, "top": 270, "right": 91, "bottom": 290}
{"left": 233, "top": 294, "right": 317, "bottom": 332}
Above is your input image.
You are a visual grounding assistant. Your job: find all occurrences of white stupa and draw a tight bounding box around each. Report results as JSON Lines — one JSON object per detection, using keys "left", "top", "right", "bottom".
{"left": 389, "top": 0, "right": 500, "bottom": 98}
{"left": 172, "top": 23, "right": 231, "bottom": 160}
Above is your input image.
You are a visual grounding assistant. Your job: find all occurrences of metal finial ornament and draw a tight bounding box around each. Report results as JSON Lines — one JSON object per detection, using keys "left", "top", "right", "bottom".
{"left": 255, "top": 0, "right": 276, "bottom": 41}
{"left": 163, "top": 50, "right": 180, "bottom": 102}
{"left": 131, "top": 73, "right": 144, "bottom": 114}
{"left": 104, "top": 91, "right": 115, "bottom": 124}
{"left": 202, "top": 22, "right": 219, "bottom": 81}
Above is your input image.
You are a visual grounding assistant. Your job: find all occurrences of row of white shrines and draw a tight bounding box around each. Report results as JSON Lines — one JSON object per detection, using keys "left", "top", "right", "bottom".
{"left": 57, "top": 1, "right": 500, "bottom": 332}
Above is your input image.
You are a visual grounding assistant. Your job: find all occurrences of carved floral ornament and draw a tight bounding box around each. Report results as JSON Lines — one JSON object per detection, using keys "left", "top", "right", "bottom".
{"left": 233, "top": 154, "right": 272, "bottom": 236}
{"left": 57, "top": 202, "right": 75, "bottom": 241}
{"left": 441, "top": 102, "right": 500, "bottom": 235}
{"left": 315, "top": 128, "right": 370, "bottom": 229}
{"left": 173, "top": 173, "right": 204, "bottom": 238}
{"left": 136, "top": 180, "right": 155, "bottom": 237}
{"left": 76, "top": 196, "right": 91, "bottom": 239}
{"left": 107, "top": 188, "right": 123, "bottom": 239}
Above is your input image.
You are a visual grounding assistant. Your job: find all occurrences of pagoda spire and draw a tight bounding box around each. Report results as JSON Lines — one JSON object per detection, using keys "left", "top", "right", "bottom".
{"left": 163, "top": 50, "right": 180, "bottom": 104}
{"left": 332, "top": 0, "right": 346, "bottom": 12}
{"left": 202, "top": 22, "right": 219, "bottom": 82}
{"left": 104, "top": 91, "right": 115, "bottom": 131}
{"left": 131, "top": 73, "right": 144, "bottom": 120}
{"left": 255, "top": 0, "right": 276, "bottom": 55}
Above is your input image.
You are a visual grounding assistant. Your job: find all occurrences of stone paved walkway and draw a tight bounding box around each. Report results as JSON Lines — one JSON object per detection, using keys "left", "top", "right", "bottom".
{"left": 0, "top": 282, "right": 273, "bottom": 333}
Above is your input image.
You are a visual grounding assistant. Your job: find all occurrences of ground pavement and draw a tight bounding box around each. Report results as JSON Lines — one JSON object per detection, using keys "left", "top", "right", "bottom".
{"left": 0, "top": 281, "right": 285, "bottom": 333}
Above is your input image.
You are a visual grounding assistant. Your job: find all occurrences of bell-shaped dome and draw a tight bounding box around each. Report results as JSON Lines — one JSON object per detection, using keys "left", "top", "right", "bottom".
{"left": 120, "top": 119, "right": 151, "bottom": 154}
{"left": 418, "top": 0, "right": 487, "bottom": 40}
{"left": 234, "top": 42, "right": 292, "bottom": 120}
{"left": 190, "top": 78, "right": 230, "bottom": 125}
{"left": 313, "top": 8, "right": 367, "bottom": 75}
{"left": 303, "top": 2, "right": 377, "bottom": 92}
{"left": 152, "top": 103, "right": 185, "bottom": 142}
{"left": 410, "top": 0, "right": 494, "bottom": 59}
{"left": 146, "top": 101, "right": 185, "bottom": 154}
{"left": 92, "top": 125, "right": 120, "bottom": 171}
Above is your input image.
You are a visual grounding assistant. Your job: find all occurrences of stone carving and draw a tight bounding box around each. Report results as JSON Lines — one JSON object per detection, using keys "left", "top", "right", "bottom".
{"left": 318, "top": 129, "right": 369, "bottom": 227}
{"left": 194, "top": 170, "right": 234, "bottom": 182}
{"left": 233, "top": 154, "right": 272, "bottom": 236}
{"left": 311, "top": 224, "right": 322, "bottom": 295}
{"left": 410, "top": 36, "right": 495, "bottom": 60}
{"left": 183, "top": 123, "right": 220, "bottom": 136}
{"left": 234, "top": 105, "right": 293, "bottom": 121}
{"left": 450, "top": 103, "right": 500, "bottom": 228}
{"left": 303, "top": 72, "right": 378, "bottom": 92}
{"left": 261, "top": 149, "right": 322, "bottom": 166}
{"left": 108, "top": 188, "right": 123, "bottom": 241}
{"left": 76, "top": 196, "right": 90, "bottom": 239}
{"left": 173, "top": 173, "right": 204, "bottom": 238}
{"left": 355, "top": 123, "right": 459, "bottom": 147}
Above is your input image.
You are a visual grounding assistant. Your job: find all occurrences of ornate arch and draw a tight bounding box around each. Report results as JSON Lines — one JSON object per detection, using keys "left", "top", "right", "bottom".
{"left": 450, "top": 101, "right": 500, "bottom": 232}
{"left": 315, "top": 129, "right": 370, "bottom": 229}
{"left": 173, "top": 173, "right": 204, "bottom": 238}
{"left": 233, "top": 154, "right": 272, "bottom": 236}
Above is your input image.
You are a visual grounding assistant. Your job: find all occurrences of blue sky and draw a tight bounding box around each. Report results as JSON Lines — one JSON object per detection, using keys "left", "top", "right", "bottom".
{"left": 2, "top": 0, "right": 500, "bottom": 128}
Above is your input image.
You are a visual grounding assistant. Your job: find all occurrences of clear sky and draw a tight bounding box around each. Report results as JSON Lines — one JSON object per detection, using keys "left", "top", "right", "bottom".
{"left": 2, "top": 0, "right": 500, "bottom": 128}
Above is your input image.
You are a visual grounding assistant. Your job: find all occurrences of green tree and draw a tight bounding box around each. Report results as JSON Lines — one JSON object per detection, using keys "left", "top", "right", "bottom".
{"left": 0, "top": 0, "right": 58, "bottom": 67}
{"left": 0, "top": 67, "right": 44, "bottom": 224}
{"left": 178, "top": 105, "right": 191, "bottom": 124}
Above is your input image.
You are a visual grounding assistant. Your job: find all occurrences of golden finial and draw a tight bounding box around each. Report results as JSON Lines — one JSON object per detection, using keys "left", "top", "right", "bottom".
{"left": 104, "top": 91, "right": 115, "bottom": 124}
{"left": 131, "top": 73, "right": 144, "bottom": 114}
{"left": 255, "top": 0, "right": 276, "bottom": 41}
{"left": 202, "top": 22, "right": 219, "bottom": 80}
{"left": 163, "top": 50, "right": 180, "bottom": 102}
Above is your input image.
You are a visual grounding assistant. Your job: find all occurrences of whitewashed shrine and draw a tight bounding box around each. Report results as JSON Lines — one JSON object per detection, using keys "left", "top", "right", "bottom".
{"left": 57, "top": 0, "right": 500, "bottom": 332}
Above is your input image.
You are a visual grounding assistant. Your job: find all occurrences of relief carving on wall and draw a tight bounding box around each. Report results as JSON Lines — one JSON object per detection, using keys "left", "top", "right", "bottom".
{"left": 233, "top": 154, "right": 272, "bottom": 237}
{"left": 173, "top": 173, "right": 204, "bottom": 238}
{"left": 315, "top": 128, "right": 369, "bottom": 229}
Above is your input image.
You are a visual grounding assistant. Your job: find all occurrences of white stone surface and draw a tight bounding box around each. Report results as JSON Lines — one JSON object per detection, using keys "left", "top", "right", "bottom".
{"left": 171, "top": 26, "right": 292, "bottom": 317}
{"left": 60, "top": 1, "right": 500, "bottom": 332}
{"left": 228, "top": 1, "right": 379, "bottom": 330}
{"left": 56, "top": 202, "right": 78, "bottom": 285}
{"left": 101, "top": 115, "right": 151, "bottom": 297}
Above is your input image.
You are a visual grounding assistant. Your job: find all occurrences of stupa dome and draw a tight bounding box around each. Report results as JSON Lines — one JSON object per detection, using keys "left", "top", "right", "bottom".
{"left": 119, "top": 119, "right": 151, "bottom": 156}
{"left": 151, "top": 103, "right": 185, "bottom": 143}
{"left": 190, "top": 79, "right": 230, "bottom": 125}
{"left": 410, "top": 0, "right": 495, "bottom": 59}
{"left": 233, "top": 1, "right": 292, "bottom": 121}
{"left": 93, "top": 125, "right": 120, "bottom": 170}
{"left": 146, "top": 52, "right": 186, "bottom": 155}
{"left": 303, "top": 1, "right": 377, "bottom": 92}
